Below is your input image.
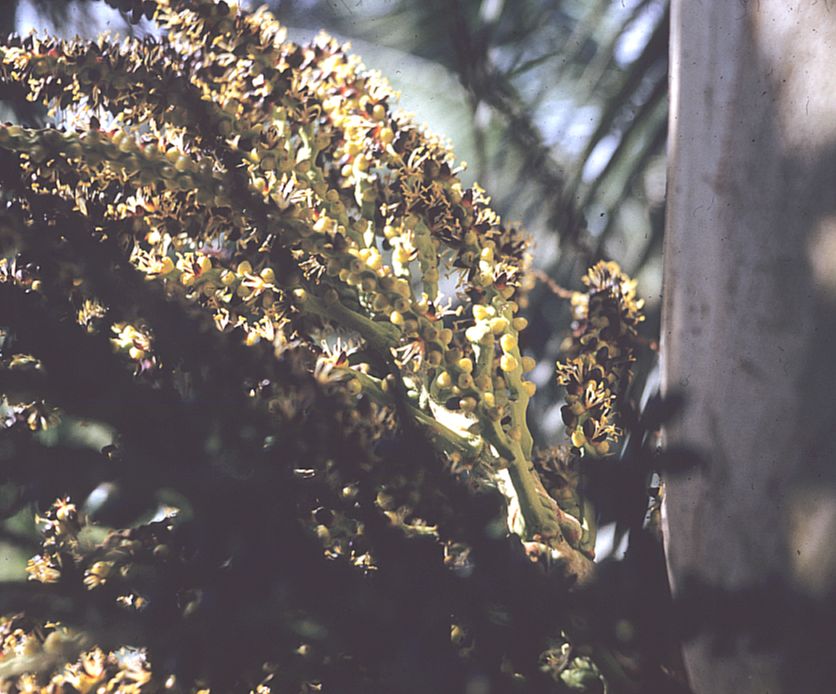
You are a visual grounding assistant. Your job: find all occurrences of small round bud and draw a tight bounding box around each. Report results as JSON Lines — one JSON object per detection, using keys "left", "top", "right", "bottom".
{"left": 489, "top": 317, "right": 508, "bottom": 334}
{"left": 436, "top": 371, "right": 453, "bottom": 389}
{"left": 326, "top": 259, "right": 342, "bottom": 276}
{"left": 379, "top": 127, "right": 394, "bottom": 145}
{"left": 394, "top": 245, "right": 412, "bottom": 265}
{"left": 499, "top": 354, "right": 518, "bottom": 373}
{"left": 394, "top": 279, "right": 411, "bottom": 297}
{"left": 446, "top": 348, "right": 463, "bottom": 364}
{"left": 499, "top": 333, "right": 517, "bottom": 353}
{"left": 459, "top": 396, "right": 478, "bottom": 413}
{"left": 392, "top": 294, "right": 410, "bottom": 313}
{"left": 372, "top": 293, "right": 390, "bottom": 312}
{"left": 594, "top": 440, "right": 611, "bottom": 456}
{"left": 159, "top": 256, "right": 175, "bottom": 275}
{"left": 365, "top": 249, "right": 382, "bottom": 271}
{"left": 472, "top": 304, "right": 491, "bottom": 321}
{"left": 426, "top": 350, "right": 443, "bottom": 367}
{"left": 475, "top": 374, "right": 493, "bottom": 391}
{"left": 313, "top": 216, "right": 331, "bottom": 234}
{"left": 451, "top": 625, "right": 465, "bottom": 645}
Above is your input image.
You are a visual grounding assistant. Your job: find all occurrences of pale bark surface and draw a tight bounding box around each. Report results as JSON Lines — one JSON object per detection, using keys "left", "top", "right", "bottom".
{"left": 662, "top": 2, "right": 836, "bottom": 692}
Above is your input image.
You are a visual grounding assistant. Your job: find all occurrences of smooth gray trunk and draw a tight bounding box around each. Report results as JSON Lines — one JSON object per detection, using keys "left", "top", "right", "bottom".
{"left": 662, "top": 1, "right": 836, "bottom": 692}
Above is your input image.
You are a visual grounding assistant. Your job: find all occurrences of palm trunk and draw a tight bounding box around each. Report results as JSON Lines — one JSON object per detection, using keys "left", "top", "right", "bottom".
{"left": 662, "top": 2, "right": 836, "bottom": 692}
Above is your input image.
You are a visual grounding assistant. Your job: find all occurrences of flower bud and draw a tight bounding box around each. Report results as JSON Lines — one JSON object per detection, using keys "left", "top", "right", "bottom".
{"left": 459, "top": 396, "right": 477, "bottom": 413}
{"left": 159, "top": 256, "right": 175, "bottom": 275}
{"left": 472, "top": 304, "right": 491, "bottom": 321}
{"left": 499, "top": 333, "right": 517, "bottom": 353}
{"left": 489, "top": 317, "right": 508, "bottom": 334}
{"left": 499, "top": 354, "right": 518, "bottom": 373}
{"left": 571, "top": 429, "right": 587, "bottom": 448}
